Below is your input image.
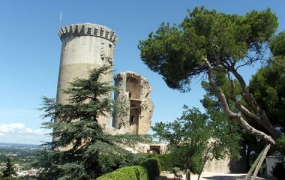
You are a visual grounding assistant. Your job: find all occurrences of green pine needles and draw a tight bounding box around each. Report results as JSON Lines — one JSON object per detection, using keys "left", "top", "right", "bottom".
{"left": 33, "top": 66, "right": 148, "bottom": 180}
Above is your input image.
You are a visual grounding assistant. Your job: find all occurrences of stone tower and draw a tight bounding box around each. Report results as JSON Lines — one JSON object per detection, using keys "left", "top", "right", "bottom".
{"left": 56, "top": 23, "right": 118, "bottom": 126}
{"left": 113, "top": 71, "right": 154, "bottom": 134}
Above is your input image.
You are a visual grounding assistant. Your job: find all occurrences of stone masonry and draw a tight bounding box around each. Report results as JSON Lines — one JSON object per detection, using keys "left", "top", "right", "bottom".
{"left": 113, "top": 71, "right": 154, "bottom": 134}
{"left": 57, "top": 23, "right": 118, "bottom": 126}
{"left": 56, "top": 23, "right": 153, "bottom": 135}
{"left": 55, "top": 23, "right": 246, "bottom": 174}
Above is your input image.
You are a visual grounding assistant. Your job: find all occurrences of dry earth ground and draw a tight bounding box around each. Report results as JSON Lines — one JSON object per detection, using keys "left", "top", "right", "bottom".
{"left": 155, "top": 172, "right": 277, "bottom": 180}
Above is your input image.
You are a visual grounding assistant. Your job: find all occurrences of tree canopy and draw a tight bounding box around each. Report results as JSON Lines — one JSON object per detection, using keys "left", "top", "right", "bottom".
{"left": 248, "top": 31, "right": 285, "bottom": 154}
{"left": 270, "top": 31, "right": 285, "bottom": 58}
{"left": 249, "top": 57, "right": 285, "bottom": 134}
{"left": 33, "top": 66, "right": 148, "bottom": 180}
{"left": 152, "top": 106, "right": 241, "bottom": 179}
{"left": 138, "top": 6, "right": 282, "bottom": 145}
{"left": 138, "top": 7, "right": 277, "bottom": 91}
{"left": 200, "top": 71, "right": 267, "bottom": 171}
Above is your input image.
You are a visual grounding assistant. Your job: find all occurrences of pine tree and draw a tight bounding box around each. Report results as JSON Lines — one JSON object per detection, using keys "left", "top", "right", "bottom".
{"left": 138, "top": 7, "right": 280, "bottom": 145}
{"left": 2, "top": 157, "right": 17, "bottom": 179}
{"left": 34, "top": 66, "right": 148, "bottom": 179}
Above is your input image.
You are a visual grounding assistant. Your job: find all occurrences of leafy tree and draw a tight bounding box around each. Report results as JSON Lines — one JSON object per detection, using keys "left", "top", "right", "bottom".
{"left": 200, "top": 71, "right": 268, "bottom": 171}
{"left": 33, "top": 66, "right": 148, "bottom": 180}
{"left": 138, "top": 6, "right": 281, "bottom": 144}
{"left": 249, "top": 31, "right": 285, "bottom": 156}
{"left": 249, "top": 32, "right": 285, "bottom": 134}
{"left": 152, "top": 106, "right": 241, "bottom": 180}
{"left": 270, "top": 31, "right": 285, "bottom": 58}
{"left": 248, "top": 59, "right": 285, "bottom": 132}
{"left": 1, "top": 157, "right": 17, "bottom": 179}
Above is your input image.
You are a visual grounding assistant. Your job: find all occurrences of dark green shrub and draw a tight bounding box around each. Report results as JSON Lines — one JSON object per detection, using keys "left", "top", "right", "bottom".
{"left": 96, "top": 165, "right": 147, "bottom": 180}
{"left": 98, "top": 153, "right": 146, "bottom": 172}
{"left": 140, "top": 157, "right": 161, "bottom": 180}
{"left": 155, "top": 151, "right": 203, "bottom": 174}
{"left": 0, "top": 177, "right": 17, "bottom": 180}
{"left": 276, "top": 137, "right": 285, "bottom": 156}
{"left": 95, "top": 171, "right": 132, "bottom": 180}
{"left": 116, "top": 166, "right": 147, "bottom": 180}
{"left": 96, "top": 157, "right": 161, "bottom": 180}
{"left": 155, "top": 153, "right": 174, "bottom": 171}
{"left": 271, "top": 162, "right": 285, "bottom": 180}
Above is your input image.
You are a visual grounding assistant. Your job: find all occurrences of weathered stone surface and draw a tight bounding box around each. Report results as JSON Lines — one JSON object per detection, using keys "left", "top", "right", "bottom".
{"left": 56, "top": 23, "right": 154, "bottom": 152}
{"left": 113, "top": 71, "right": 154, "bottom": 134}
{"left": 55, "top": 23, "right": 245, "bottom": 174}
{"left": 58, "top": 23, "right": 118, "bottom": 43}
{"left": 57, "top": 23, "right": 118, "bottom": 126}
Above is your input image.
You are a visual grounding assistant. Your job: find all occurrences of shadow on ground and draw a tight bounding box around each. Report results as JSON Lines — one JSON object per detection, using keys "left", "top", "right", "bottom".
{"left": 203, "top": 175, "right": 276, "bottom": 180}
{"left": 156, "top": 173, "right": 277, "bottom": 180}
{"left": 203, "top": 175, "right": 245, "bottom": 180}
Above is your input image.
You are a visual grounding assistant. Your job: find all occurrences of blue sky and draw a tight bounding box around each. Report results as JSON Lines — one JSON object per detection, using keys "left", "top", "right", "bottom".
{"left": 1, "top": 1, "right": 284, "bottom": 145}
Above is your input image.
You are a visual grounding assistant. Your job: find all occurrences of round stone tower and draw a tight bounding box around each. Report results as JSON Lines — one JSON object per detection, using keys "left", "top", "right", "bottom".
{"left": 57, "top": 23, "right": 118, "bottom": 126}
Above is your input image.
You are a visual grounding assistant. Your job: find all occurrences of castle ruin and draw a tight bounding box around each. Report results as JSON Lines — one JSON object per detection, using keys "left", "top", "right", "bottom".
{"left": 55, "top": 23, "right": 245, "bottom": 174}
{"left": 113, "top": 71, "right": 154, "bottom": 134}
{"left": 56, "top": 23, "right": 153, "bottom": 134}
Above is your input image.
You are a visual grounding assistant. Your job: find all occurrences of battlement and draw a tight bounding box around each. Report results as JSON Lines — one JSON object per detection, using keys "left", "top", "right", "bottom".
{"left": 114, "top": 71, "right": 150, "bottom": 86}
{"left": 58, "top": 23, "right": 118, "bottom": 44}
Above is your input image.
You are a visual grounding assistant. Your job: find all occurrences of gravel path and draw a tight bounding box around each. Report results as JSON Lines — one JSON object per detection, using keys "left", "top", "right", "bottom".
{"left": 155, "top": 172, "right": 277, "bottom": 180}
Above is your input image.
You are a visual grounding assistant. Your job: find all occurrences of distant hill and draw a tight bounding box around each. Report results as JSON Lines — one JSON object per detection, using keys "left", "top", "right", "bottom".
{"left": 0, "top": 142, "right": 43, "bottom": 149}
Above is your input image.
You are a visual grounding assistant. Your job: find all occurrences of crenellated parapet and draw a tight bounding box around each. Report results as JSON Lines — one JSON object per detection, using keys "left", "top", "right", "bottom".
{"left": 58, "top": 23, "right": 118, "bottom": 44}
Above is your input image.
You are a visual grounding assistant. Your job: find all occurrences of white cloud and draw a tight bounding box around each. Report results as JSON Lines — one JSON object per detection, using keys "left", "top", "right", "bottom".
{"left": 0, "top": 123, "right": 26, "bottom": 133}
{"left": 0, "top": 123, "right": 51, "bottom": 144}
{"left": 34, "top": 129, "right": 45, "bottom": 135}
{"left": 24, "top": 128, "right": 33, "bottom": 133}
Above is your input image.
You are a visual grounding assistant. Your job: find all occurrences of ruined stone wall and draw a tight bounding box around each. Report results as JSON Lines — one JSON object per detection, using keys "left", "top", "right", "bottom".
{"left": 203, "top": 155, "right": 247, "bottom": 173}
{"left": 113, "top": 71, "right": 154, "bottom": 134}
{"left": 203, "top": 156, "right": 231, "bottom": 173}
{"left": 57, "top": 23, "right": 118, "bottom": 126}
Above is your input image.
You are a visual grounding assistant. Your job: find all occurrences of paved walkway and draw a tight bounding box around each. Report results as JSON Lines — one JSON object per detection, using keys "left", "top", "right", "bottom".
{"left": 155, "top": 172, "right": 277, "bottom": 180}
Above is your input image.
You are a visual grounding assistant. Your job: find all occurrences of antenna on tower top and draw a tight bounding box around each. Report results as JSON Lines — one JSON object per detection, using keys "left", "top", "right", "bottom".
{"left": 59, "top": 12, "right": 62, "bottom": 29}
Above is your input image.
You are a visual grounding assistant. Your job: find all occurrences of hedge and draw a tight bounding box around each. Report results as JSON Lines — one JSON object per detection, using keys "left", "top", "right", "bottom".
{"left": 96, "top": 157, "right": 160, "bottom": 180}
{"left": 154, "top": 153, "right": 174, "bottom": 171}
{"left": 140, "top": 157, "right": 161, "bottom": 180}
